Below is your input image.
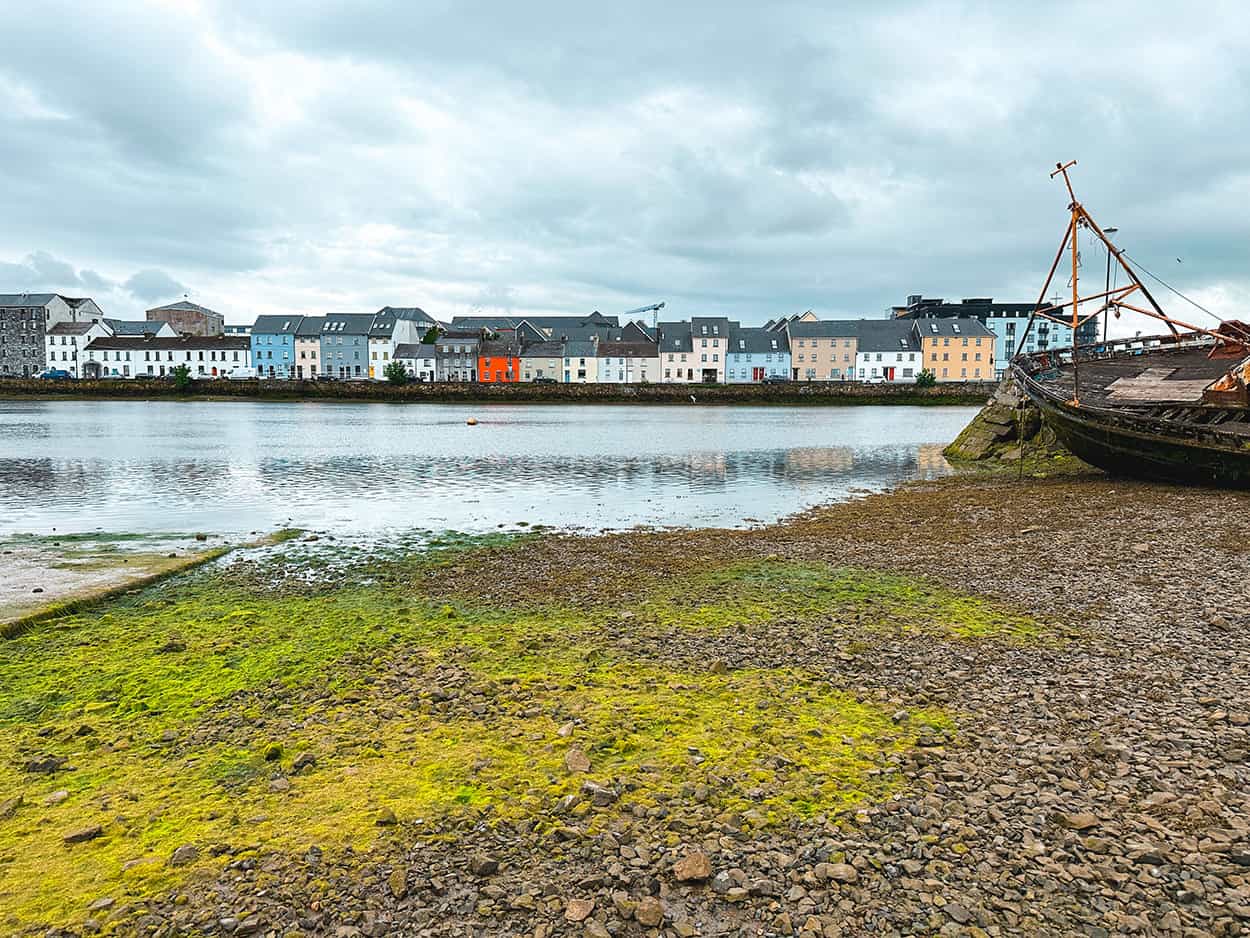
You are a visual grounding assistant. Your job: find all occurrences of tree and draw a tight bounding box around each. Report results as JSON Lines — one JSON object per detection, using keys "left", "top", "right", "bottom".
{"left": 171, "top": 364, "right": 193, "bottom": 390}
{"left": 421, "top": 326, "right": 440, "bottom": 345}
{"left": 915, "top": 369, "right": 937, "bottom": 388}
{"left": 384, "top": 359, "right": 409, "bottom": 385}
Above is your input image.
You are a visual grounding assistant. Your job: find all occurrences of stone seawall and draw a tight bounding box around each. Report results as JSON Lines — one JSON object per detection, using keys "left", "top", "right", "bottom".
{"left": 0, "top": 378, "right": 997, "bottom": 406}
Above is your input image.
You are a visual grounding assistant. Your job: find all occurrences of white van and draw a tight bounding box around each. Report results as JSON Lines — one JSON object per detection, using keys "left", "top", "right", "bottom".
{"left": 227, "top": 367, "right": 259, "bottom": 380}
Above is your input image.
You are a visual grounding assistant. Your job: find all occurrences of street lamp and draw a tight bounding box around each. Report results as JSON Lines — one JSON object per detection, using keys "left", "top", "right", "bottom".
{"left": 1102, "top": 227, "right": 1119, "bottom": 343}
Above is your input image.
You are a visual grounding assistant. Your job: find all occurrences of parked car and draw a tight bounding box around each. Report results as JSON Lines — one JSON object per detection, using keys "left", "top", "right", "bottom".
{"left": 761, "top": 375, "right": 790, "bottom": 384}
{"left": 532, "top": 377, "right": 559, "bottom": 385}
{"left": 226, "top": 367, "right": 258, "bottom": 380}
{"left": 38, "top": 369, "right": 73, "bottom": 381}
{"left": 314, "top": 373, "right": 338, "bottom": 382}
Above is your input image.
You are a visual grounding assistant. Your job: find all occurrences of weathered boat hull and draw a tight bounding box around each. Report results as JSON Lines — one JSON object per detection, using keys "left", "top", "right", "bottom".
{"left": 1030, "top": 393, "right": 1250, "bottom": 486}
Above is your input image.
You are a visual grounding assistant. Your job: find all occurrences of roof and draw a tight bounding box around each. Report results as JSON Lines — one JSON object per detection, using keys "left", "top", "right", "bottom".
{"left": 48, "top": 322, "right": 95, "bottom": 336}
{"left": 563, "top": 340, "right": 598, "bottom": 357}
{"left": 519, "top": 340, "right": 565, "bottom": 358}
{"left": 788, "top": 320, "right": 860, "bottom": 338}
{"left": 857, "top": 320, "right": 921, "bottom": 353}
{"left": 318, "top": 314, "right": 374, "bottom": 336}
{"left": 369, "top": 311, "right": 396, "bottom": 338}
{"left": 728, "top": 327, "right": 789, "bottom": 354}
{"left": 0, "top": 293, "right": 57, "bottom": 309}
{"left": 480, "top": 339, "right": 521, "bottom": 357}
{"left": 451, "top": 316, "right": 519, "bottom": 332}
{"left": 892, "top": 297, "right": 1039, "bottom": 319}
{"left": 377, "top": 306, "right": 435, "bottom": 322}
{"left": 657, "top": 322, "right": 693, "bottom": 353}
{"left": 293, "top": 316, "right": 324, "bottom": 337}
{"left": 84, "top": 335, "right": 250, "bottom": 352}
{"left": 598, "top": 341, "right": 658, "bottom": 359}
{"left": 690, "top": 316, "right": 732, "bottom": 338}
{"left": 393, "top": 343, "right": 437, "bottom": 359}
{"left": 251, "top": 315, "right": 303, "bottom": 336}
{"left": 64, "top": 297, "right": 94, "bottom": 309}
{"left": 104, "top": 318, "right": 173, "bottom": 336}
{"left": 147, "top": 300, "right": 221, "bottom": 317}
{"left": 913, "top": 316, "right": 995, "bottom": 339}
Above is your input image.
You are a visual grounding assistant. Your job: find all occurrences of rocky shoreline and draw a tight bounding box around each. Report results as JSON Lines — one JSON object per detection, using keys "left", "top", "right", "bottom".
{"left": 4, "top": 471, "right": 1250, "bottom": 937}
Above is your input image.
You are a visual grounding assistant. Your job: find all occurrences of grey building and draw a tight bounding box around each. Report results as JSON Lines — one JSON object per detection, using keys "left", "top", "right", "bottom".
{"left": 435, "top": 330, "right": 483, "bottom": 382}
{"left": 0, "top": 294, "right": 81, "bottom": 377}
{"left": 318, "top": 314, "right": 374, "bottom": 378}
{"left": 393, "top": 342, "right": 438, "bottom": 382}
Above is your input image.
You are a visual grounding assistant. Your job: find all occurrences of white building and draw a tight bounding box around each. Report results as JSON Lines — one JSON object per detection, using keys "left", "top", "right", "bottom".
{"left": 392, "top": 343, "right": 437, "bottom": 382}
{"left": 562, "top": 340, "right": 599, "bottom": 383}
{"left": 83, "top": 335, "right": 252, "bottom": 378}
{"left": 596, "top": 341, "right": 660, "bottom": 383}
{"left": 854, "top": 321, "right": 922, "bottom": 383}
{"left": 44, "top": 321, "right": 112, "bottom": 376}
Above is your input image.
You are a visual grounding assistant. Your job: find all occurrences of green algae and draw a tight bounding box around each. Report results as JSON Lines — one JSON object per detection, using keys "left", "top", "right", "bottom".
{"left": 634, "top": 560, "right": 1046, "bottom": 642}
{"left": 0, "top": 547, "right": 1039, "bottom": 931}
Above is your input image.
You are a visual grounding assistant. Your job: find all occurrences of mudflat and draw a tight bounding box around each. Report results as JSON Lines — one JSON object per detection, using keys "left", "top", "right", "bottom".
{"left": 2, "top": 471, "right": 1248, "bottom": 936}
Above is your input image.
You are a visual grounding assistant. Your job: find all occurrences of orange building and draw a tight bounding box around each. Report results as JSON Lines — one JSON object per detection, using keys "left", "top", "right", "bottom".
{"left": 916, "top": 317, "right": 995, "bottom": 381}
{"left": 478, "top": 339, "right": 521, "bottom": 383}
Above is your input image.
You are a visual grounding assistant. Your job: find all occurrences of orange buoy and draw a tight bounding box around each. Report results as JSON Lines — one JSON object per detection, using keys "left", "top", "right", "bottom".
{"left": 466, "top": 417, "right": 478, "bottom": 426}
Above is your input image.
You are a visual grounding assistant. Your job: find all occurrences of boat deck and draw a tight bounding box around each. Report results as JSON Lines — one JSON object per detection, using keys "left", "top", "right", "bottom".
{"left": 1024, "top": 344, "right": 1250, "bottom": 436}
{"left": 1034, "top": 346, "right": 1229, "bottom": 406}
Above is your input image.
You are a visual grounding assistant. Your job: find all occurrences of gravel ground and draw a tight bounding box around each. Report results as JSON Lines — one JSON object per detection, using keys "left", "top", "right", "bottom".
{"left": 46, "top": 473, "right": 1250, "bottom": 938}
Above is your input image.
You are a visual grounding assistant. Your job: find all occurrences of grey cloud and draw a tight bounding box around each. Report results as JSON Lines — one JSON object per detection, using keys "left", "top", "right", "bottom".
{"left": 0, "top": 1, "right": 1248, "bottom": 325}
{"left": 124, "top": 269, "right": 189, "bottom": 304}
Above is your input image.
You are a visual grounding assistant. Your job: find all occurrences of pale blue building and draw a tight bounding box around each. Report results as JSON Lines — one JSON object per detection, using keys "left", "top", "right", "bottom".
{"left": 250, "top": 315, "right": 301, "bottom": 378}
{"left": 725, "top": 326, "right": 790, "bottom": 382}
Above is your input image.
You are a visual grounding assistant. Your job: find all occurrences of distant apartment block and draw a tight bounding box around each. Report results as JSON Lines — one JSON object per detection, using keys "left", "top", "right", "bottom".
{"left": 0, "top": 293, "right": 103, "bottom": 377}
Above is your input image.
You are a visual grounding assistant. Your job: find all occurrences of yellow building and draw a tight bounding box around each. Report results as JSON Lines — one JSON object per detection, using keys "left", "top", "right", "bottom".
{"left": 916, "top": 317, "right": 995, "bottom": 382}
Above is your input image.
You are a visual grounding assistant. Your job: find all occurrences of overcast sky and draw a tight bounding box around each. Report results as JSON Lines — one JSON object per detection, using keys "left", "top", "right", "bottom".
{"left": 2, "top": 1, "right": 1247, "bottom": 331}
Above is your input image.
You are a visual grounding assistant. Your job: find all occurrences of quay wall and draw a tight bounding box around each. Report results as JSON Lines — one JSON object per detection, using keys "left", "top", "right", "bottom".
{"left": 0, "top": 377, "right": 996, "bottom": 406}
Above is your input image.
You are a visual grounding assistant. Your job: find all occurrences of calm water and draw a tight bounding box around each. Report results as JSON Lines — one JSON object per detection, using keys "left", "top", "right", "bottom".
{"left": 0, "top": 401, "right": 976, "bottom": 536}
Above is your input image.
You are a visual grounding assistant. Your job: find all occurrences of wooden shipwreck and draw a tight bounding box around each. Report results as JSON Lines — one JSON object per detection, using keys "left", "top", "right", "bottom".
{"left": 1010, "top": 162, "right": 1250, "bottom": 485}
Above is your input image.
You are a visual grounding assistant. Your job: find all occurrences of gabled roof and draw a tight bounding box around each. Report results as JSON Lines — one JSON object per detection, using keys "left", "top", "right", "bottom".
{"left": 657, "top": 321, "right": 693, "bottom": 353}
{"left": 104, "top": 318, "right": 174, "bottom": 336}
{"left": 519, "top": 340, "right": 565, "bottom": 358}
{"left": 368, "top": 311, "right": 396, "bottom": 338}
{"left": 393, "top": 342, "right": 438, "bottom": 359}
{"left": 295, "top": 316, "right": 325, "bottom": 337}
{"left": 597, "top": 341, "right": 658, "bottom": 359}
{"left": 450, "top": 316, "right": 520, "bottom": 332}
{"left": 729, "top": 326, "right": 789, "bottom": 354}
{"left": 251, "top": 315, "right": 302, "bottom": 336}
{"left": 690, "top": 316, "right": 732, "bottom": 338}
{"left": 377, "top": 306, "right": 436, "bottom": 322}
{"left": 480, "top": 339, "right": 521, "bottom": 357}
{"left": 0, "top": 293, "right": 58, "bottom": 308}
{"left": 857, "top": 320, "right": 920, "bottom": 353}
{"left": 48, "top": 321, "right": 96, "bottom": 336}
{"left": 913, "top": 316, "right": 995, "bottom": 339}
{"left": 563, "top": 339, "right": 598, "bottom": 357}
{"left": 318, "top": 314, "right": 374, "bottom": 336}
{"left": 84, "top": 335, "right": 250, "bottom": 351}
{"left": 147, "top": 300, "right": 221, "bottom": 316}
{"left": 787, "top": 320, "right": 860, "bottom": 338}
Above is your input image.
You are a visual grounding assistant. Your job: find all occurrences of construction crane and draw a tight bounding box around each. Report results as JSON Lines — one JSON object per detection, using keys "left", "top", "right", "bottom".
{"left": 622, "top": 302, "right": 666, "bottom": 331}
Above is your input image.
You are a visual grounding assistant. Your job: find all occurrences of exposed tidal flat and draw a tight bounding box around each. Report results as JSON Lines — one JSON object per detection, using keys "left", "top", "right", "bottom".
{"left": 4, "top": 470, "right": 1250, "bottom": 936}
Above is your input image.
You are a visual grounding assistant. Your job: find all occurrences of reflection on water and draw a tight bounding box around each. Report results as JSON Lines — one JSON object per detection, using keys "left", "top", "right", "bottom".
{"left": 0, "top": 400, "right": 977, "bottom": 535}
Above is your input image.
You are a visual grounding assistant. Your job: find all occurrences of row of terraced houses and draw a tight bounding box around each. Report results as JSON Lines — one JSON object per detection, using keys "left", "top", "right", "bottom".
{"left": 7, "top": 292, "right": 1094, "bottom": 384}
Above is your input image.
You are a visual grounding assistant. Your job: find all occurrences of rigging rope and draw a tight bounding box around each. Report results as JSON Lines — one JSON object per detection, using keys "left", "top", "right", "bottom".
{"left": 1121, "top": 251, "right": 1226, "bottom": 325}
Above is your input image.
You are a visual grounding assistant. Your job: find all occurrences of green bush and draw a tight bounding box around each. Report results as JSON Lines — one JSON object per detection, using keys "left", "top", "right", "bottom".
{"left": 384, "top": 360, "right": 408, "bottom": 385}
{"left": 915, "top": 369, "right": 937, "bottom": 388}
{"left": 171, "top": 364, "right": 193, "bottom": 390}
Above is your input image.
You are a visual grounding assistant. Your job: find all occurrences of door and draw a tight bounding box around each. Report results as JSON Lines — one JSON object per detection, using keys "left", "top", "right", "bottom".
{"left": 752, "top": 366, "right": 764, "bottom": 381}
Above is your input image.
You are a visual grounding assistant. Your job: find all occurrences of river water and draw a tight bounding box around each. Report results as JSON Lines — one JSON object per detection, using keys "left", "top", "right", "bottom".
{"left": 0, "top": 400, "right": 976, "bottom": 536}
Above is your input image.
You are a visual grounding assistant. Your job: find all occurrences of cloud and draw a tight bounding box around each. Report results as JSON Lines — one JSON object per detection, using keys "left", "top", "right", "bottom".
{"left": 0, "top": 0, "right": 1246, "bottom": 332}
{"left": 123, "top": 269, "right": 189, "bottom": 304}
